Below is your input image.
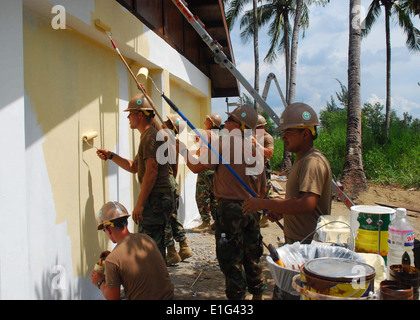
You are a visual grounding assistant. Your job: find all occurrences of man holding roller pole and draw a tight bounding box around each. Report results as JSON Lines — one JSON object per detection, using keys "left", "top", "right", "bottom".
{"left": 96, "top": 93, "right": 174, "bottom": 262}
{"left": 242, "top": 103, "right": 332, "bottom": 244}
{"left": 178, "top": 105, "right": 267, "bottom": 300}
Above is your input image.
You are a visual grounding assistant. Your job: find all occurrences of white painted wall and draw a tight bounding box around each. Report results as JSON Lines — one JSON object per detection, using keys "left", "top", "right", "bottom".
{"left": 0, "top": 0, "right": 207, "bottom": 299}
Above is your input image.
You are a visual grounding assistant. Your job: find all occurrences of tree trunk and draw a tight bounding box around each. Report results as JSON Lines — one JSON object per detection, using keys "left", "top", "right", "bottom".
{"left": 288, "top": 0, "right": 303, "bottom": 104}
{"left": 253, "top": 0, "right": 259, "bottom": 111}
{"left": 384, "top": 4, "right": 392, "bottom": 139}
{"left": 284, "top": 14, "right": 290, "bottom": 102}
{"left": 342, "top": 0, "right": 367, "bottom": 199}
{"left": 281, "top": 0, "right": 303, "bottom": 173}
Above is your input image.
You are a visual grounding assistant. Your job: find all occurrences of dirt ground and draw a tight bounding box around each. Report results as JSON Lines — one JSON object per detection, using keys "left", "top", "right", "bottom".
{"left": 167, "top": 179, "right": 420, "bottom": 300}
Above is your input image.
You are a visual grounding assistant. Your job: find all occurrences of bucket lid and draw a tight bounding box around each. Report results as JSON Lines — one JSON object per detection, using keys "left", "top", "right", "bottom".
{"left": 350, "top": 205, "right": 395, "bottom": 215}
{"left": 303, "top": 258, "right": 376, "bottom": 282}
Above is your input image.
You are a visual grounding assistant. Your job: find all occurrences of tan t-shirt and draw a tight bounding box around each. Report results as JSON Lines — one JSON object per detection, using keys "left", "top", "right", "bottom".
{"left": 104, "top": 233, "right": 174, "bottom": 300}
{"left": 283, "top": 147, "right": 332, "bottom": 241}
{"left": 135, "top": 126, "right": 171, "bottom": 190}
{"left": 204, "top": 131, "right": 266, "bottom": 201}
{"left": 256, "top": 130, "right": 274, "bottom": 163}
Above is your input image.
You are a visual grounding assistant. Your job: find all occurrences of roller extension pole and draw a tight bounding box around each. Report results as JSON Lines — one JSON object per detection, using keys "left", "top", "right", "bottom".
{"left": 170, "top": 0, "right": 284, "bottom": 126}
{"left": 107, "top": 33, "right": 165, "bottom": 125}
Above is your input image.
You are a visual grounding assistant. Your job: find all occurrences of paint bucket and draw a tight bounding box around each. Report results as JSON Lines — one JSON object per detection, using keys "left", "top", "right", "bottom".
{"left": 350, "top": 205, "right": 395, "bottom": 260}
{"left": 298, "top": 257, "right": 376, "bottom": 300}
{"left": 389, "top": 264, "right": 420, "bottom": 300}
{"left": 380, "top": 280, "right": 413, "bottom": 300}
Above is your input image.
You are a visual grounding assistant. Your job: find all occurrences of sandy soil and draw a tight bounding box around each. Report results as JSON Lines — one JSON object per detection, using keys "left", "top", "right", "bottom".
{"left": 167, "top": 180, "right": 420, "bottom": 300}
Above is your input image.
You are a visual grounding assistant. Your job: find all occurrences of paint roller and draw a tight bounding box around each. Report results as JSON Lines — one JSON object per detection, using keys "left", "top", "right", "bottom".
{"left": 94, "top": 19, "right": 111, "bottom": 32}
{"left": 82, "top": 131, "right": 99, "bottom": 149}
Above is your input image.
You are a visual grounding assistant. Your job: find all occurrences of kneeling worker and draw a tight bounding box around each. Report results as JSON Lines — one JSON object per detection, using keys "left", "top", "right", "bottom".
{"left": 90, "top": 201, "right": 174, "bottom": 300}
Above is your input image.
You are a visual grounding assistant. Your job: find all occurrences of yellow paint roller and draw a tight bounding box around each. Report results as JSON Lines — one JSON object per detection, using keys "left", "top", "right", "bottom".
{"left": 136, "top": 67, "right": 161, "bottom": 94}
{"left": 82, "top": 131, "right": 99, "bottom": 149}
{"left": 94, "top": 19, "right": 111, "bottom": 33}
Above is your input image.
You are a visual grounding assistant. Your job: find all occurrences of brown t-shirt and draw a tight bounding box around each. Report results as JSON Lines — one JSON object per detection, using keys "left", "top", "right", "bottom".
{"left": 256, "top": 130, "right": 274, "bottom": 163}
{"left": 104, "top": 233, "right": 174, "bottom": 300}
{"left": 135, "top": 126, "right": 171, "bottom": 190}
{"left": 284, "top": 147, "right": 332, "bottom": 241}
{"left": 204, "top": 131, "right": 266, "bottom": 201}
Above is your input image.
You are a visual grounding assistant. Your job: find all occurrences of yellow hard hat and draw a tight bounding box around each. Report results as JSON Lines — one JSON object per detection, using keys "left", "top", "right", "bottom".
{"left": 206, "top": 113, "right": 222, "bottom": 128}
{"left": 226, "top": 105, "right": 258, "bottom": 130}
{"left": 256, "top": 115, "right": 267, "bottom": 127}
{"left": 123, "top": 93, "right": 154, "bottom": 113}
{"left": 277, "top": 103, "right": 320, "bottom": 131}
{"left": 165, "top": 114, "right": 183, "bottom": 133}
{"left": 97, "top": 201, "right": 130, "bottom": 230}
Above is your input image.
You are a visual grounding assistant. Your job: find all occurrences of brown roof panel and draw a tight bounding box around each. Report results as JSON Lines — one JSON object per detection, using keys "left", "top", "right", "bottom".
{"left": 116, "top": 0, "right": 239, "bottom": 98}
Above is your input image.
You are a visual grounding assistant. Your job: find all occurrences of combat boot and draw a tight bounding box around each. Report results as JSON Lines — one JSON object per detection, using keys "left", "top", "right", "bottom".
{"left": 178, "top": 239, "right": 193, "bottom": 261}
{"left": 166, "top": 244, "right": 181, "bottom": 266}
{"left": 192, "top": 221, "right": 211, "bottom": 233}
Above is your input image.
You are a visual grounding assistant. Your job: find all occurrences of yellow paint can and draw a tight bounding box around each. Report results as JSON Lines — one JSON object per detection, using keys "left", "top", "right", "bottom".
{"left": 299, "top": 258, "right": 376, "bottom": 300}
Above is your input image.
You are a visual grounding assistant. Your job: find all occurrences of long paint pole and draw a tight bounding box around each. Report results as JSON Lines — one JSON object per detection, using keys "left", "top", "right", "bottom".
{"left": 107, "top": 34, "right": 165, "bottom": 126}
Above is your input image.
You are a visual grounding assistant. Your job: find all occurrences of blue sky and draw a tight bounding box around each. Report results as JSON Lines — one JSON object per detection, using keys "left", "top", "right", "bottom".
{"left": 211, "top": 0, "right": 420, "bottom": 125}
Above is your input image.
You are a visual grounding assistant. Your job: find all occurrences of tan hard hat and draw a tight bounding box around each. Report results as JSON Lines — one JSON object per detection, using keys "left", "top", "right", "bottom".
{"left": 97, "top": 201, "right": 130, "bottom": 230}
{"left": 123, "top": 93, "right": 154, "bottom": 112}
{"left": 206, "top": 113, "right": 222, "bottom": 128}
{"left": 277, "top": 102, "right": 320, "bottom": 131}
{"left": 165, "top": 114, "right": 183, "bottom": 133}
{"left": 256, "top": 115, "right": 267, "bottom": 127}
{"left": 226, "top": 105, "right": 258, "bottom": 130}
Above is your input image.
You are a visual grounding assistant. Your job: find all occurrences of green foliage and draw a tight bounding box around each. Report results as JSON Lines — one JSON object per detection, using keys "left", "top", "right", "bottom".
{"left": 270, "top": 93, "right": 420, "bottom": 188}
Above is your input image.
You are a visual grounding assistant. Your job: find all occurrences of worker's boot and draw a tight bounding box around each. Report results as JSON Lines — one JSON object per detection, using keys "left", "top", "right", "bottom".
{"left": 166, "top": 244, "right": 181, "bottom": 266}
{"left": 178, "top": 239, "right": 193, "bottom": 261}
{"left": 192, "top": 221, "right": 211, "bottom": 233}
{"left": 260, "top": 215, "right": 269, "bottom": 228}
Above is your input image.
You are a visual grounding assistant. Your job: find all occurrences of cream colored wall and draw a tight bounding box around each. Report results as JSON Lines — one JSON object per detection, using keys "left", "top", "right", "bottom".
{"left": 15, "top": 0, "right": 212, "bottom": 299}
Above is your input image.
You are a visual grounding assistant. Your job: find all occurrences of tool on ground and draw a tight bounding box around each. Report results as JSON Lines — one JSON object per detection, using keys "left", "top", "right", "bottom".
{"left": 103, "top": 31, "right": 165, "bottom": 125}
{"left": 190, "top": 270, "right": 203, "bottom": 297}
{"left": 263, "top": 241, "right": 285, "bottom": 267}
{"left": 82, "top": 131, "right": 99, "bottom": 150}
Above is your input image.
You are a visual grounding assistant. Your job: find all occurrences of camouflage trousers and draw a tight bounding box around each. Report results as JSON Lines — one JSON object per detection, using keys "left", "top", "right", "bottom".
{"left": 138, "top": 188, "right": 174, "bottom": 261}
{"left": 165, "top": 175, "right": 187, "bottom": 247}
{"left": 195, "top": 170, "right": 217, "bottom": 222}
{"left": 214, "top": 199, "right": 265, "bottom": 300}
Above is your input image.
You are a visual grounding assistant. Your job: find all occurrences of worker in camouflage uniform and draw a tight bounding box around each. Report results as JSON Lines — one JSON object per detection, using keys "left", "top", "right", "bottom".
{"left": 162, "top": 115, "right": 193, "bottom": 265}
{"left": 192, "top": 113, "right": 222, "bottom": 233}
{"left": 253, "top": 115, "right": 274, "bottom": 228}
{"left": 97, "top": 93, "right": 173, "bottom": 262}
{"left": 179, "top": 105, "right": 267, "bottom": 300}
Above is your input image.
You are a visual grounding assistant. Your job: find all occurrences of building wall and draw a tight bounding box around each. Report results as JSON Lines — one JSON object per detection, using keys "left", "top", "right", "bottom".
{"left": 0, "top": 0, "right": 210, "bottom": 299}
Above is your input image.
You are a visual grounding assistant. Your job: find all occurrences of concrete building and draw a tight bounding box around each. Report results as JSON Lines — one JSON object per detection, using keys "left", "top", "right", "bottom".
{"left": 0, "top": 0, "right": 238, "bottom": 299}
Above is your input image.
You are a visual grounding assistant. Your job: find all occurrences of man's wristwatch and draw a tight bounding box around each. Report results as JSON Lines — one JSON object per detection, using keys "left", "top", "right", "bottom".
{"left": 109, "top": 152, "right": 114, "bottom": 160}
{"left": 97, "top": 279, "right": 105, "bottom": 290}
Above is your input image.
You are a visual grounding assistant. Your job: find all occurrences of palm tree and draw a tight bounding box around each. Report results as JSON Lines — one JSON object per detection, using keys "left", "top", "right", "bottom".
{"left": 342, "top": 0, "right": 367, "bottom": 198}
{"left": 225, "top": 0, "right": 262, "bottom": 111}
{"left": 362, "top": 0, "right": 420, "bottom": 139}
